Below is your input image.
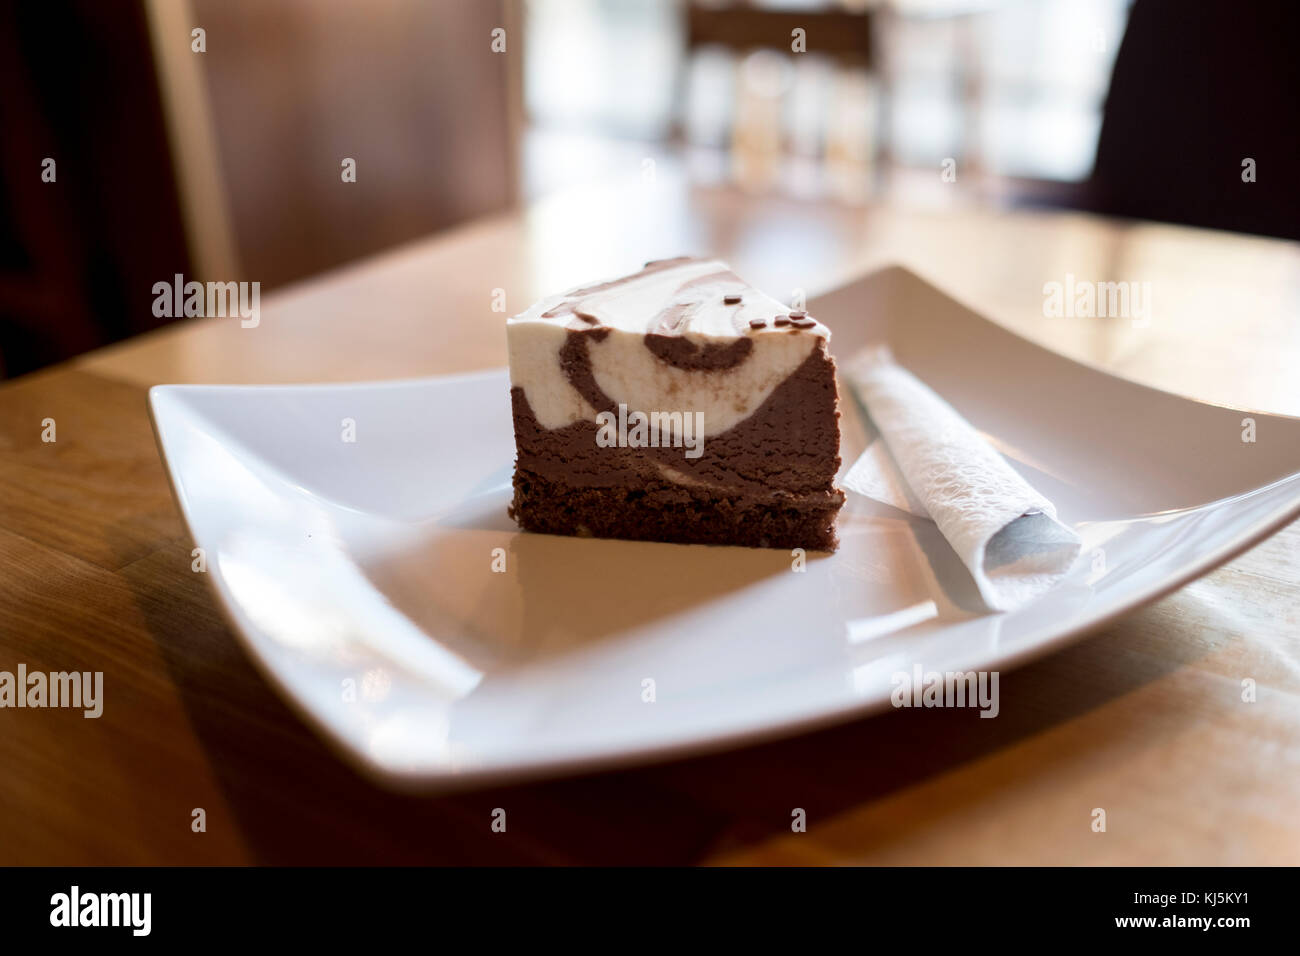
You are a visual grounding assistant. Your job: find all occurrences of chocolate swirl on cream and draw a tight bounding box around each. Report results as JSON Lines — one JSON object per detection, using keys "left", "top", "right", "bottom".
{"left": 643, "top": 334, "right": 753, "bottom": 370}
{"left": 558, "top": 328, "right": 616, "bottom": 413}
{"left": 507, "top": 256, "right": 829, "bottom": 437}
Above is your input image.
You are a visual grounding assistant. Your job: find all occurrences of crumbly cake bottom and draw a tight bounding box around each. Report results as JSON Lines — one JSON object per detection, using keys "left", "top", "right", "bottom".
{"left": 509, "top": 469, "right": 842, "bottom": 552}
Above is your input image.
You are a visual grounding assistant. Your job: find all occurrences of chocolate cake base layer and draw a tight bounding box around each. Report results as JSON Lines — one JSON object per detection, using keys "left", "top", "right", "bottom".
{"left": 510, "top": 469, "right": 842, "bottom": 551}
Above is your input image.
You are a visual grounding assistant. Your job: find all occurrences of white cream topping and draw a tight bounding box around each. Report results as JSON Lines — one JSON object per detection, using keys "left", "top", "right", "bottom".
{"left": 506, "top": 258, "right": 829, "bottom": 436}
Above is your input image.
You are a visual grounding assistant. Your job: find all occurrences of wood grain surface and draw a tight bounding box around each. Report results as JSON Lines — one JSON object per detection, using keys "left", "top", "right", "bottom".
{"left": 3, "top": 175, "right": 1299, "bottom": 864}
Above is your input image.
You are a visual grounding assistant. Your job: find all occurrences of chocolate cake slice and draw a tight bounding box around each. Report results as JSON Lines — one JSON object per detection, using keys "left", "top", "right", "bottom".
{"left": 506, "top": 256, "right": 844, "bottom": 550}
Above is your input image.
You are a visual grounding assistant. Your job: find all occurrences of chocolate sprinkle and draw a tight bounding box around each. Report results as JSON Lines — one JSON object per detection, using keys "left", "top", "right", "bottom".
{"left": 749, "top": 318, "right": 766, "bottom": 329}
{"left": 724, "top": 294, "right": 743, "bottom": 304}
{"left": 792, "top": 317, "right": 816, "bottom": 328}
{"left": 789, "top": 309, "right": 807, "bottom": 318}
{"left": 774, "top": 315, "right": 792, "bottom": 327}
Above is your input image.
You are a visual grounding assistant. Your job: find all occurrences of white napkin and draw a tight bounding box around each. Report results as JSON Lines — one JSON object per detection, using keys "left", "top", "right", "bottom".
{"left": 841, "top": 346, "right": 1081, "bottom": 612}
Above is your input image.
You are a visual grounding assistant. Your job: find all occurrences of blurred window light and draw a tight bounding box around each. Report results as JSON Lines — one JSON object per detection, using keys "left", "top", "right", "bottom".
{"left": 523, "top": 0, "right": 682, "bottom": 138}
{"left": 975, "top": 0, "right": 1128, "bottom": 98}
{"left": 784, "top": 54, "right": 836, "bottom": 157}
{"left": 979, "top": 96, "right": 1103, "bottom": 181}
{"left": 522, "top": 0, "right": 1132, "bottom": 199}
{"left": 883, "top": 0, "right": 1129, "bottom": 180}
{"left": 683, "top": 45, "right": 737, "bottom": 148}
{"left": 888, "top": 76, "right": 963, "bottom": 164}
{"left": 824, "top": 67, "right": 877, "bottom": 204}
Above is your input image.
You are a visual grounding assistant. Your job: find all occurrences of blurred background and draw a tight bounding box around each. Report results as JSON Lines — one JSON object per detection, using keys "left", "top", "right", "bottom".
{"left": 2, "top": 0, "right": 1297, "bottom": 378}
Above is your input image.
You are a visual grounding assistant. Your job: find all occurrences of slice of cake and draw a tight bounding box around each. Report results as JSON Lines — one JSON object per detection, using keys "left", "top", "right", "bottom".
{"left": 506, "top": 256, "right": 844, "bottom": 550}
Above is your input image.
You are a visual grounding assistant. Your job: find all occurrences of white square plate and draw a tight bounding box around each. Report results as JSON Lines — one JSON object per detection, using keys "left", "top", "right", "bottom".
{"left": 149, "top": 266, "right": 1300, "bottom": 790}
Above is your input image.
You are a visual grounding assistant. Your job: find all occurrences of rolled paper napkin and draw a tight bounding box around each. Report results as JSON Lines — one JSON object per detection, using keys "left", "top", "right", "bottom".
{"left": 841, "top": 345, "right": 1081, "bottom": 612}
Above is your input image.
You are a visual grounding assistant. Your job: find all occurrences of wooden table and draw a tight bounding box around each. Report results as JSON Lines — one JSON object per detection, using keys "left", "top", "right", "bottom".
{"left": 3, "top": 172, "right": 1300, "bottom": 865}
